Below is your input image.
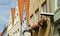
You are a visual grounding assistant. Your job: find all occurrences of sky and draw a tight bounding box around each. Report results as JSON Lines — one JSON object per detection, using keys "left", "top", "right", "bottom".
{"left": 0, "top": 11, "right": 10, "bottom": 32}
{"left": 0, "top": 0, "right": 16, "bottom": 32}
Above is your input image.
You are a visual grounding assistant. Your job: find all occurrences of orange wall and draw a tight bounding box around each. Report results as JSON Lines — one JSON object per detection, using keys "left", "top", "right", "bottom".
{"left": 18, "top": 0, "right": 30, "bottom": 26}
{"left": 18, "top": 0, "right": 25, "bottom": 23}
{"left": 11, "top": 0, "right": 30, "bottom": 26}
{"left": 11, "top": 8, "right": 15, "bottom": 26}
{"left": 25, "top": 0, "right": 30, "bottom": 26}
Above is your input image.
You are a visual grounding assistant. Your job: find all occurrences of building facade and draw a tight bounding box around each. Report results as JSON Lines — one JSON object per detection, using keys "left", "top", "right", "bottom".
{"left": 21, "top": 5, "right": 28, "bottom": 36}
{"left": 50, "top": 0, "right": 60, "bottom": 36}
{"left": 39, "top": 0, "right": 51, "bottom": 36}
{"left": 2, "top": 0, "right": 30, "bottom": 36}
{"left": 2, "top": 1, "right": 21, "bottom": 36}
{"left": 2, "top": 0, "right": 60, "bottom": 36}
{"left": 28, "top": 0, "right": 51, "bottom": 36}
{"left": 6, "top": 10, "right": 13, "bottom": 36}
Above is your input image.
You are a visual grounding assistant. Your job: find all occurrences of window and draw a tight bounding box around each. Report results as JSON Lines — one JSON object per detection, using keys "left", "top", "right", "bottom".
{"left": 15, "top": 13, "right": 18, "bottom": 19}
{"left": 16, "top": 21, "right": 18, "bottom": 24}
{"left": 17, "top": 13, "right": 18, "bottom": 16}
{"left": 15, "top": 16, "right": 16, "bottom": 19}
{"left": 55, "top": 0, "right": 60, "bottom": 10}
{"left": 41, "top": 1, "right": 47, "bottom": 19}
{"left": 24, "top": 18, "right": 26, "bottom": 20}
{"left": 7, "top": 34, "right": 9, "bottom": 36}
{"left": 15, "top": 31, "right": 17, "bottom": 33}
{"left": 57, "top": 0, "right": 60, "bottom": 7}
{"left": 30, "top": 14, "right": 34, "bottom": 26}
{"left": 15, "top": 21, "right": 18, "bottom": 25}
{"left": 41, "top": 1, "right": 47, "bottom": 12}
{"left": 18, "top": 29, "right": 19, "bottom": 31}
{"left": 35, "top": 8, "right": 39, "bottom": 22}
{"left": 22, "top": 20, "right": 24, "bottom": 23}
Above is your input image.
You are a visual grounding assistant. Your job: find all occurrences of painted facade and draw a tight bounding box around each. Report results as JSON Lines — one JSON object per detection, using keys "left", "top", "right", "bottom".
{"left": 50, "top": 0, "right": 60, "bottom": 36}
{"left": 29, "top": 0, "right": 51, "bottom": 36}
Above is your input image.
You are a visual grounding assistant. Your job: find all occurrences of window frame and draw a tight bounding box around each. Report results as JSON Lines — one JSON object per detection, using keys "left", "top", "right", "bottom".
{"left": 41, "top": 1, "right": 47, "bottom": 12}
{"left": 30, "top": 14, "right": 34, "bottom": 26}
{"left": 55, "top": 0, "right": 60, "bottom": 10}
{"left": 35, "top": 8, "right": 39, "bottom": 22}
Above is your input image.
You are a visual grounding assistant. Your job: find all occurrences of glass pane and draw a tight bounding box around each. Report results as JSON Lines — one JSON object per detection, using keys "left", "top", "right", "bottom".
{"left": 42, "top": 2, "right": 47, "bottom": 12}
{"left": 57, "top": 0, "right": 60, "bottom": 7}
{"left": 44, "top": 3, "right": 47, "bottom": 12}
{"left": 30, "top": 17, "right": 33, "bottom": 26}
{"left": 36, "top": 12, "right": 39, "bottom": 21}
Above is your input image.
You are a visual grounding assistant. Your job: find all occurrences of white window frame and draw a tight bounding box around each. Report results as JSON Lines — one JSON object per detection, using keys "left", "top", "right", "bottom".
{"left": 30, "top": 15, "right": 34, "bottom": 26}
{"left": 55, "top": 0, "right": 58, "bottom": 10}
{"left": 35, "top": 11, "right": 39, "bottom": 22}
{"left": 55, "top": 0, "right": 60, "bottom": 10}
{"left": 42, "top": 1, "right": 47, "bottom": 12}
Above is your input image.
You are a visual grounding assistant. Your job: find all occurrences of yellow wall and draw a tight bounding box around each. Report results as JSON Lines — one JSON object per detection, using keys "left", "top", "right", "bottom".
{"left": 29, "top": 0, "right": 39, "bottom": 25}
{"left": 39, "top": 0, "right": 50, "bottom": 12}
{"left": 29, "top": 0, "right": 51, "bottom": 36}
{"left": 39, "top": 0, "right": 51, "bottom": 36}
{"left": 29, "top": 0, "right": 39, "bottom": 16}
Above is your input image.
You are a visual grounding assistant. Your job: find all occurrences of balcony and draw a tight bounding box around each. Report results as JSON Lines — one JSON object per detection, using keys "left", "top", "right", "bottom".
{"left": 28, "top": 12, "right": 54, "bottom": 31}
